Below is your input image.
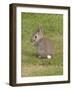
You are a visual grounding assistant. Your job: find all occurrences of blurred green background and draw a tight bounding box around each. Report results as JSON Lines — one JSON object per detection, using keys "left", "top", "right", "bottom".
{"left": 21, "top": 13, "right": 63, "bottom": 77}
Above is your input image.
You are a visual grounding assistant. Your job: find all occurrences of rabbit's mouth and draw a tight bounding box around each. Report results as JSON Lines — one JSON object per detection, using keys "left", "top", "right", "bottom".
{"left": 31, "top": 39, "right": 36, "bottom": 45}
{"left": 31, "top": 39, "right": 35, "bottom": 43}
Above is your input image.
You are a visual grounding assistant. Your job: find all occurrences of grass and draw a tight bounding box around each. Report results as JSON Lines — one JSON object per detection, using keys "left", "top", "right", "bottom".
{"left": 21, "top": 13, "right": 63, "bottom": 77}
{"left": 21, "top": 65, "right": 63, "bottom": 76}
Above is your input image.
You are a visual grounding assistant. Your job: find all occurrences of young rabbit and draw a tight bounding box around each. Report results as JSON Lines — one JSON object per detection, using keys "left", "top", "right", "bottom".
{"left": 31, "top": 25, "right": 54, "bottom": 59}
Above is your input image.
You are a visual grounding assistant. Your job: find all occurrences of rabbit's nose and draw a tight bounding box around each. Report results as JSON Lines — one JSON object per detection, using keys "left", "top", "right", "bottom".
{"left": 31, "top": 39, "right": 33, "bottom": 42}
{"left": 31, "top": 39, "right": 35, "bottom": 42}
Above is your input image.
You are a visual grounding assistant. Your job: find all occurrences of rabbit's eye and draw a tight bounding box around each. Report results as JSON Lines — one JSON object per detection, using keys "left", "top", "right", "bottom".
{"left": 35, "top": 36, "right": 37, "bottom": 38}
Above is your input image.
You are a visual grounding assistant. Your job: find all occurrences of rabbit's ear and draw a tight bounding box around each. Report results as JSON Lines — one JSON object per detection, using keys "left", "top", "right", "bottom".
{"left": 38, "top": 24, "right": 43, "bottom": 33}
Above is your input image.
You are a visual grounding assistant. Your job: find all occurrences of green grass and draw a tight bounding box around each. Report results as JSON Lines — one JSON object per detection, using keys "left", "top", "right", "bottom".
{"left": 21, "top": 13, "right": 63, "bottom": 77}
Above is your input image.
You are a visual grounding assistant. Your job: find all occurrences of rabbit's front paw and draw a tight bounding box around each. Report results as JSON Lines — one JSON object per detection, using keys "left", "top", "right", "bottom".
{"left": 38, "top": 55, "right": 42, "bottom": 58}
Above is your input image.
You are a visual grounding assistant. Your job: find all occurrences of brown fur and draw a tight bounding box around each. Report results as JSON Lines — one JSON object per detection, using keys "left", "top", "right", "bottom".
{"left": 31, "top": 25, "right": 54, "bottom": 58}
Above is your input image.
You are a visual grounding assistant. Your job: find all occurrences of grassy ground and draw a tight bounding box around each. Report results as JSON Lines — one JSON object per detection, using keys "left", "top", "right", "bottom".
{"left": 21, "top": 13, "right": 63, "bottom": 77}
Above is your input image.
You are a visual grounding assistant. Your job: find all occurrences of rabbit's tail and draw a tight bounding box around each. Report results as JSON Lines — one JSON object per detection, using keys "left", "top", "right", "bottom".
{"left": 47, "top": 55, "right": 52, "bottom": 59}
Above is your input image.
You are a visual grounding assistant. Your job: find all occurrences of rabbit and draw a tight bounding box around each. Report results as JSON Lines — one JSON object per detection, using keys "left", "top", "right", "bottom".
{"left": 31, "top": 25, "right": 54, "bottom": 59}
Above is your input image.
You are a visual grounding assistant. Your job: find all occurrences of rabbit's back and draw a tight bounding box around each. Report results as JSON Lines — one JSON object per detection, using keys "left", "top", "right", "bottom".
{"left": 37, "top": 38, "right": 54, "bottom": 58}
